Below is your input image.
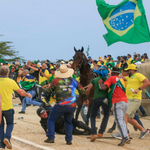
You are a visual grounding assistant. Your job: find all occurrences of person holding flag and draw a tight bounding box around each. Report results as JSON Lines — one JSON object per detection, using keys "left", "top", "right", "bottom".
{"left": 19, "top": 69, "right": 42, "bottom": 114}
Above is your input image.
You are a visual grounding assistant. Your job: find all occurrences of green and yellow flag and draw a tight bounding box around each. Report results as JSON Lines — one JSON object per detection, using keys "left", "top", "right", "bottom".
{"left": 96, "top": 0, "right": 150, "bottom": 46}
{"left": 0, "top": 59, "right": 7, "bottom": 64}
{"left": 108, "top": 78, "right": 126, "bottom": 107}
{"left": 86, "top": 45, "right": 90, "bottom": 56}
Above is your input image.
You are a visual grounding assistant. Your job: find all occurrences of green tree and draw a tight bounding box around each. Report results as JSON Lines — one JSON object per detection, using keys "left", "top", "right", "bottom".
{"left": 0, "top": 40, "right": 24, "bottom": 63}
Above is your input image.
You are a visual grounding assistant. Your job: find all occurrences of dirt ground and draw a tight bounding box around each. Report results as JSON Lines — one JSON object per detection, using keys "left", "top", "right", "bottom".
{"left": 6, "top": 98, "right": 150, "bottom": 150}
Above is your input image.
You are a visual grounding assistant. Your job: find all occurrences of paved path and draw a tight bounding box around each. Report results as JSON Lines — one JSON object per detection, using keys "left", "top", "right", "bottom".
{"left": 7, "top": 98, "right": 150, "bottom": 150}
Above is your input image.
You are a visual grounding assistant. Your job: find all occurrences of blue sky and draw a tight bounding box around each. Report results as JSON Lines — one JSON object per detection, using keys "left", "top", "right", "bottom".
{"left": 1, "top": 0, "right": 150, "bottom": 62}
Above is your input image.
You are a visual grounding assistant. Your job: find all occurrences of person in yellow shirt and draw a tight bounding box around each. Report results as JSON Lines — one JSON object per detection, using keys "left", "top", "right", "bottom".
{"left": 90, "top": 59, "right": 94, "bottom": 69}
{"left": 140, "top": 55, "right": 144, "bottom": 63}
{"left": 104, "top": 55, "right": 107, "bottom": 65}
{"left": 123, "top": 64, "right": 150, "bottom": 139}
{"left": 127, "top": 54, "right": 132, "bottom": 65}
{"left": 50, "top": 62, "right": 54, "bottom": 70}
{"left": 39, "top": 63, "right": 50, "bottom": 85}
{"left": 0, "top": 66, "right": 31, "bottom": 149}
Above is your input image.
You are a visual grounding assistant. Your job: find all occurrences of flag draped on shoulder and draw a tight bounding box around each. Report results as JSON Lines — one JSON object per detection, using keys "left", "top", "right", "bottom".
{"left": 108, "top": 78, "right": 126, "bottom": 107}
{"left": 96, "top": 0, "right": 150, "bottom": 46}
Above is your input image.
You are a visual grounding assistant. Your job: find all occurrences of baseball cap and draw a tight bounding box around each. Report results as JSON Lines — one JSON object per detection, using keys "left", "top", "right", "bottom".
{"left": 124, "top": 64, "right": 137, "bottom": 71}
{"left": 37, "top": 107, "right": 45, "bottom": 117}
{"left": 51, "top": 68, "right": 56, "bottom": 71}
{"left": 32, "top": 60, "right": 37, "bottom": 64}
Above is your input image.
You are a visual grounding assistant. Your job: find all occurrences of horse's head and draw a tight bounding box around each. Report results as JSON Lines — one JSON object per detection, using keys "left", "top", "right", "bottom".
{"left": 72, "top": 47, "right": 86, "bottom": 71}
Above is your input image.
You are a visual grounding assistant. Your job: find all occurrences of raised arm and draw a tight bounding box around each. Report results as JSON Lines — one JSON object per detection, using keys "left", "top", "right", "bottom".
{"left": 27, "top": 65, "right": 39, "bottom": 71}
{"left": 39, "top": 69, "right": 47, "bottom": 77}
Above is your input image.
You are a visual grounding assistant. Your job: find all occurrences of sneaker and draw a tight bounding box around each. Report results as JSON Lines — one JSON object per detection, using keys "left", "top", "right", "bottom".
{"left": 90, "top": 135, "right": 98, "bottom": 142}
{"left": 141, "top": 113, "right": 148, "bottom": 117}
{"left": 118, "top": 137, "right": 130, "bottom": 146}
{"left": 112, "top": 132, "right": 122, "bottom": 140}
{"left": 66, "top": 141, "right": 72, "bottom": 145}
{"left": 18, "top": 111, "right": 25, "bottom": 114}
{"left": 107, "top": 128, "right": 114, "bottom": 133}
{"left": 139, "top": 129, "right": 150, "bottom": 139}
{"left": 3, "top": 138, "right": 12, "bottom": 149}
{"left": 98, "top": 133, "right": 103, "bottom": 138}
{"left": 44, "top": 138, "right": 54, "bottom": 143}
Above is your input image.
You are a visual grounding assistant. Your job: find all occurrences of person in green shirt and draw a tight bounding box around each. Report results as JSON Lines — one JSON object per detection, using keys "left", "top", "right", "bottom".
{"left": 86, "top": 66, "right": 110, "bottom": 142}
{"left": 48, "top": 68, "right": 56, "bottom": 83}
{"left": 106, "top": 58, "right": 115, "bottom": 69}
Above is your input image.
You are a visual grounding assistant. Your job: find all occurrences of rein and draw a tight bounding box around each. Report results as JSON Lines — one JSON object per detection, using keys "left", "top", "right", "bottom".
{"left": 77, "top": 73, "right": 88, "bottom": 79}
{"left": 83, "top": 84, "right": 90, "bottom": 89}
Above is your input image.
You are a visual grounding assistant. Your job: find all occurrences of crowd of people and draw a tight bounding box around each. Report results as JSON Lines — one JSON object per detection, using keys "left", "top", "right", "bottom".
{"left": 0, "top": 51, "right": 150, "bottom": 149}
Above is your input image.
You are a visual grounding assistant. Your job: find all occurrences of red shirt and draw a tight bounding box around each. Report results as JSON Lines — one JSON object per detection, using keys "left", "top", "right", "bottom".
{"left": 104, "top": 76, "right": 128, "bottom": 104}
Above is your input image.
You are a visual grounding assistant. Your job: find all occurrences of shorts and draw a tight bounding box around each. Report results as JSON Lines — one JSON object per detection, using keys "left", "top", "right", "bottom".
{"left": 126, "top": 99, "right": 141, "bottom": 118}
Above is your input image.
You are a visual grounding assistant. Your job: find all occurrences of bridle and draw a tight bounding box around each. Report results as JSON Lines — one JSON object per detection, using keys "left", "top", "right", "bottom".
{"left": 76, "top": 52, "right": 85, "bottom": 69}
{"left": 73, "top": 52, "right": 90, "bottom": 79}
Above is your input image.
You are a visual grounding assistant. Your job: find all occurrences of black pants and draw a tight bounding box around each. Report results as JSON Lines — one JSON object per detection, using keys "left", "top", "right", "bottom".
{"left": 56, "top": 118, "right": 91, "bottom": 135}
{"left": 91, "top": 97, "right": 110, "bottom": 135}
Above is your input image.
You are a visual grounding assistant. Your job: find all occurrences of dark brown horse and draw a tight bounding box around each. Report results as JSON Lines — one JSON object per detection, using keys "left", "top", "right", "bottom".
{"left": 72, "top": 47, "right": 94, "bottom": 125}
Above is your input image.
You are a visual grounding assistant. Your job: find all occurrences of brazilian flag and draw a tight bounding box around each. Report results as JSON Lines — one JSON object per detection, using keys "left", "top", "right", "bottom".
{"left": 0, "top": 59, "right": 7, "bottom": 64}
{"left": 108, "top": 78, "right": 126, "bottom": 107}
{"left": 96, "top": 0, "right": 150, "bottom": 46}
